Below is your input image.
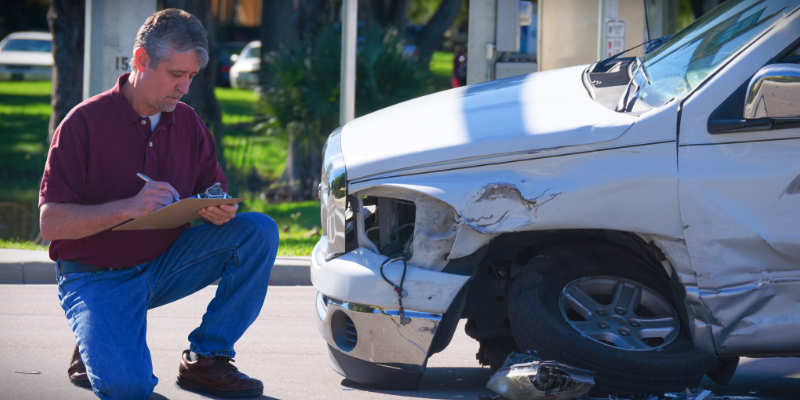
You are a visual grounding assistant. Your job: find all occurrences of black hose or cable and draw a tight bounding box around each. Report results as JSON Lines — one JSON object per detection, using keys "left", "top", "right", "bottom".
{"left": 379, "top": 255, "right": 410, "bottom": 325}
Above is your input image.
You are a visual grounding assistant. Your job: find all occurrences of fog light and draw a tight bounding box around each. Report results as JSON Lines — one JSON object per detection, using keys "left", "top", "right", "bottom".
{"left": 330, "top": 310, "right": 357, "bottom": 352}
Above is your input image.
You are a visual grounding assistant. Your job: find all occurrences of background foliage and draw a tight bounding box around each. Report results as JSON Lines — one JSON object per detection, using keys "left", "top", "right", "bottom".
{"left": 262, "top": 24, "right": 439, "bottom": 200}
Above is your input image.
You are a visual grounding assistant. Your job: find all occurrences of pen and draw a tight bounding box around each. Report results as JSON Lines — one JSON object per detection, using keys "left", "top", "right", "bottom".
{"left": 136, "top": 172, "right": 153, "bottom": 183}
{"left": 137, "top": 172, "right": 179, "bottom": 202}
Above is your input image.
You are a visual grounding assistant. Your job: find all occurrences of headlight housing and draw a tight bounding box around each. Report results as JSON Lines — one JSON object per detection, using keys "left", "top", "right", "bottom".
{"left": 319, "top": 128, "right": 348, "bottom": 260}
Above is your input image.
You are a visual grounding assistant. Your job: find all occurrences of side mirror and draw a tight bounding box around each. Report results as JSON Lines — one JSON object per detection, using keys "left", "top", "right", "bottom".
{"left": 744, "top": 63, "right": 800, "bottom": 119}
{"left": 230, "top": 54, "right": 238, "bottom": 63}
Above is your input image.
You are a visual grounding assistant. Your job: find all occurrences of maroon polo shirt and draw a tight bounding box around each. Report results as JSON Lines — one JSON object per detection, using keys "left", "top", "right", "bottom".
{"left": 39, "top": 73, "right": 226, "bottom": 268}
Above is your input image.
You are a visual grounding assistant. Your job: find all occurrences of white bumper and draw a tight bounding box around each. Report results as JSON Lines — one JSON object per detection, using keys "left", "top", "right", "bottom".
{"left": 310, "top": 239, "right": 470, "bottom": 314}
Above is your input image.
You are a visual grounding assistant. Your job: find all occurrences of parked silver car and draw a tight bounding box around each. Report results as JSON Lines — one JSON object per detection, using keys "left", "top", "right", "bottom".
{"left": 0, "top": 31, "right": 52, "bottom": 81}
{"left": 229, "top": 40, "right": 260, "bottom": 90}
{"left": 313, "top": 0, "right": 800, "bottom": 394}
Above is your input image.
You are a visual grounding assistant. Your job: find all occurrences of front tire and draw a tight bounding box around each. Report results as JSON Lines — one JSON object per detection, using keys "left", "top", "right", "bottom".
{"left": 508, "top": 243, "right": 718, "bottom": 394}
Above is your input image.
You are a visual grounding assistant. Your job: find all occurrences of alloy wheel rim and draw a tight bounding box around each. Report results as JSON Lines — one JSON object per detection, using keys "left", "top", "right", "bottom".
{"left": 558, "top": 276, "right": 680, "bottom": 351}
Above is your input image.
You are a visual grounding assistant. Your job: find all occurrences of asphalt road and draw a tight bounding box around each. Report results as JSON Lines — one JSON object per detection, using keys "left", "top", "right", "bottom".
{"left": 0, "top": 285, "right": 492, "bottom": 400}
{"left": 2, "top": 285, "right": 800, "bottom": 400}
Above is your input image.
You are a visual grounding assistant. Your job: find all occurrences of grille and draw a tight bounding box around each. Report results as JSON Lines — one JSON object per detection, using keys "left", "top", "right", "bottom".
{"left": 362, "top": 196, "right": 415, "bottom": 257}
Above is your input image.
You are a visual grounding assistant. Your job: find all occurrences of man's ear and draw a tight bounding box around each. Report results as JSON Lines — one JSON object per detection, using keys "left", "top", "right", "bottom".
{"left": 134, "top": 47, "right": 150, "bottom": 72}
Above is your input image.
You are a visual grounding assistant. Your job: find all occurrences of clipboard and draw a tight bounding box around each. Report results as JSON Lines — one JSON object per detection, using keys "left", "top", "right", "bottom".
{"left": 113, "top": 197, "right": 243, "bottom": 231}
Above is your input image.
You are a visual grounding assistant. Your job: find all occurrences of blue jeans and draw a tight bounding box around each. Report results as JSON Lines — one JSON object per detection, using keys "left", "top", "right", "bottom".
{"left": 57, "top": 212, "right": 279, "bottom": 400}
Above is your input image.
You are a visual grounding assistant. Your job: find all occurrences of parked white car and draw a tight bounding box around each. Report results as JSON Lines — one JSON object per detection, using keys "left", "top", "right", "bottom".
{"left": 229, "top": 40, "right": 260, "bottom": 90}
{"left": 313, "top": 0, "right": 800, "bottom": 394}
{"left": 0, "top": 31, "right": 52, "bottom": 81}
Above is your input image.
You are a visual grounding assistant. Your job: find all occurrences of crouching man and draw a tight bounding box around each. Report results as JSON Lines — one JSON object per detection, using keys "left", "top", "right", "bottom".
{"left": 39, "top": 8, "right": 278, "bottom": 399}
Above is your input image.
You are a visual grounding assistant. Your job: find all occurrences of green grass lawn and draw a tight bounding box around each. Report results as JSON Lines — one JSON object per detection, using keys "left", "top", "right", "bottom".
{"left": 0, "top": 81, "right": 51, "bottom": 205}
{"left": 241, "top": 197, "right": 319, "bottom": 256}
{"left": 216, "top": 86, "right": 258, "bottom": 125}
{"left": 214, "top": 87, "right": 288, "bottom": 188}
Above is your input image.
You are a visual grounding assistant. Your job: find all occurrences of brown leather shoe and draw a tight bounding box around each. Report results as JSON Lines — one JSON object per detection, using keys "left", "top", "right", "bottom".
{"left": 68, "top": 345, "right": 91, "bottom": 388}
{"left": 177, "top": 350, "right": 263, "bottom": 398}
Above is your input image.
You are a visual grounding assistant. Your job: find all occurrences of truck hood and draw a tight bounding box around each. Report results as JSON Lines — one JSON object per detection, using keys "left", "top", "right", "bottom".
{"left": 341, "top": 65, "right": 637, "bottom": 181}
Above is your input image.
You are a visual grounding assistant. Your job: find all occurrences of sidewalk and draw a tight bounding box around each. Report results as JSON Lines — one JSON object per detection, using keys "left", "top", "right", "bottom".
{"left": 0, "top": 249, "right": 310, "bottom": 285}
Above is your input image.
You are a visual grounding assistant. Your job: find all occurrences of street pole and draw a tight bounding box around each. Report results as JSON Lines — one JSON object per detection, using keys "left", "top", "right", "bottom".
{"left": 83, "top": 0, "right": 155, "bottom": 99}
{"left": 339, "top": 0, "right": 357, "bottom": 126}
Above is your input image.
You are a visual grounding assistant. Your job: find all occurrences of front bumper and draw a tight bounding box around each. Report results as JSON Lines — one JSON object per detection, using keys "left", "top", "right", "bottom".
{"left": 311, "top": 239, "right": 470, "bottom": 388}
{"left": 315, "top": 292, "right": 440, "bottom": 388}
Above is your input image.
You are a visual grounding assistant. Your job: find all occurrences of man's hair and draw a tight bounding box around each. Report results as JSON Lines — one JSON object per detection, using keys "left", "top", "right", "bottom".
{"left": 131, "top": 8, "right": 209, "bottom": 72}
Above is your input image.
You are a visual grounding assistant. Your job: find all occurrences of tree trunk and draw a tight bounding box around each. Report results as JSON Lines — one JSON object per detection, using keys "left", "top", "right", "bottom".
{"left": 272, "top": 0, "right": 333, "bottom": 201}
{"left": 260, "top": 1, "right": 298, "bottom": 87}
{"left": 415, "top": 0, "right": 462, "bottom": 65}
{"left": 164, "top": 0, "right": 225, "bottom": 168}
{"left": 284, "top": 122, "right": 323, "bottom": 201}
{"left": 364, "top": 0, "right": 409, "bottom": 30}
{"left": 690, "top": 0, "right": 723, "bottom": 18}
{"left": 47, "top": 0, "right": 84, "bottom": 143}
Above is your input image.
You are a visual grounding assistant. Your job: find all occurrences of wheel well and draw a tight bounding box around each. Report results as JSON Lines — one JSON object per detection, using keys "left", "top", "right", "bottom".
{"left": 453, "top": 229, "right": 688, "bottom": 345}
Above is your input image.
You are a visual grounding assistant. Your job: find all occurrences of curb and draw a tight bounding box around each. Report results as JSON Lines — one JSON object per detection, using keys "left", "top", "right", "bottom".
{"left": 0, "top": 249, "right": 311, "bottom": 286}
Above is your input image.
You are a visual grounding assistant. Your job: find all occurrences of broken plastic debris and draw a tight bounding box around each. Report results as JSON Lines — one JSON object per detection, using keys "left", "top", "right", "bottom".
{"left": 13, "top": 370, "right": 41, "bottom": 375}
{"left": 599, "top": 388, "right": 759, "bottom": 400}
{"left": 486, "top": 351, "right": 595, "bottom": 400}
{"left": 486, "top": 354, "right": 758, "bottom": 400}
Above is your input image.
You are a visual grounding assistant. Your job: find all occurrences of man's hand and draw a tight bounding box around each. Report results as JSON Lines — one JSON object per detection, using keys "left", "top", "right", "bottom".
{"left": 198, "top": 203, "right": 238, "bottom": 225}
{"left": 40, "top": 180, "right": 179, "bottom": 241}
{"left": 127, "top": 181, "right": 180, "bottom": 219}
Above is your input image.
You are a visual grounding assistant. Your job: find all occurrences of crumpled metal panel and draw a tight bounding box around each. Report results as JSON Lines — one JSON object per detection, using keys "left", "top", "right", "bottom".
{"left": 355, "top": 186, "right": 458, "bottom": 270}
{"left": 646, "top": 235, "right": 717, "bottom": 354}
{"left": 679, "top": 144, "right": 800, "bottom": 354}
{"left": 351, "top": 139, "right": 684, "bottom": 266}
{"left": 681, "top": 92, "right": 800, "bottom": 355}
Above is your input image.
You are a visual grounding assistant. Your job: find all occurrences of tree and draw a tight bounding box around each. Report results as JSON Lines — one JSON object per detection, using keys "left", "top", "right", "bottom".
{"left": 0, "top": 0, "right": 50, "bottom": 42}
{"left": 47, "top": 0, "right": 84, "bottom": 143}
{"left": 690, "top": 0, "right": 723, "bottom": 18}
{"left": 363, "top": 0, "right": 410, "bottom": 31}
{"left": 260, "top": 0, "right": 337, "bottom": 201}
{"left": 164, "top": 0, "right": 225, "bottom": 167}
{"left": 413, "top": 0, "right": 462, "bottom": 64}
{"left": 260, "top": 0, "right": 458, "bottom": 200}
{"left": 259, "top": 0, "right": 298, "bottom": 88}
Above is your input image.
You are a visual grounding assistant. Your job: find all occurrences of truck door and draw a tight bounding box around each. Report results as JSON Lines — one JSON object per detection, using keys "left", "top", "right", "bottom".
{"left": 678, "top": 13, "right": 800, "bottom": 355}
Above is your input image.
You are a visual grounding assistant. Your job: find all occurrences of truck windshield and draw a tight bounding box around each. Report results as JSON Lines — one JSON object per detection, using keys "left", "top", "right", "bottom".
{"left": 630, "top": 0, "right": 798, "bottom": 109}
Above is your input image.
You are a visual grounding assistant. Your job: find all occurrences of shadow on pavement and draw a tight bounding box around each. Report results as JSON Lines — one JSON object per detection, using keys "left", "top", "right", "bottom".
{"left": 166, "top": 385, "right": 278, "bottom": 400}
{"left": 702, "top": 358, "right": 800, "bottom": 399}
{"left": 340, "top": 367, "right": 492, "bottom": 399}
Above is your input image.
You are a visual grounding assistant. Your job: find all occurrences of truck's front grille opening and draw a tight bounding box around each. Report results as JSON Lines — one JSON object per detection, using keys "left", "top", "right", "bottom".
{"left": 362, "top": 196, "right": 416, "bottom": 257}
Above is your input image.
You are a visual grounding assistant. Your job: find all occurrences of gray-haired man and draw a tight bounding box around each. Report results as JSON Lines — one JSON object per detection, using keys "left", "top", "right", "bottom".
{"left": 40, "top": 8, "right": 278, "bottom": 399}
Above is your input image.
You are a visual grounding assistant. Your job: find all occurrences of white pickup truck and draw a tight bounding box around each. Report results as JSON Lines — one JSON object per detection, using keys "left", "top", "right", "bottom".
{"left": 313, "top": 0, "right": 800, "bottom": 394}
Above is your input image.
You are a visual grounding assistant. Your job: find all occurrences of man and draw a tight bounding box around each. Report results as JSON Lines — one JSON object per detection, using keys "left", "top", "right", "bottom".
{"left": 39, "top": 9, "right": 278, "bottom": 399}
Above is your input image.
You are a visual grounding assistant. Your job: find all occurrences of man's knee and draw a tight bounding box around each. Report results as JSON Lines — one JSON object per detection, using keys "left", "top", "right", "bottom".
{"left": 92, "top": 371, "right": 156, "bottom": 400}
{"left": 234, "top": 212, "right": 279, "bottom": 250}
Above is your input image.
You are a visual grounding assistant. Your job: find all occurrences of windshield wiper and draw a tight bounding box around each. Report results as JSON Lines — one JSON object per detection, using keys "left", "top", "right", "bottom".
{"left": 617, "top": 57, "right": 650, "bottom": 112}
{"left": 632, "top": 57, "right": 651, "bottom": 85}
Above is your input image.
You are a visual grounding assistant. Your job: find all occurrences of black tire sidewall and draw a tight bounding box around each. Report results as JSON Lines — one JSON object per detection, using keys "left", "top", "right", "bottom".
{"left": 508, "top": 243, "right": 717, "bottom": 393}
